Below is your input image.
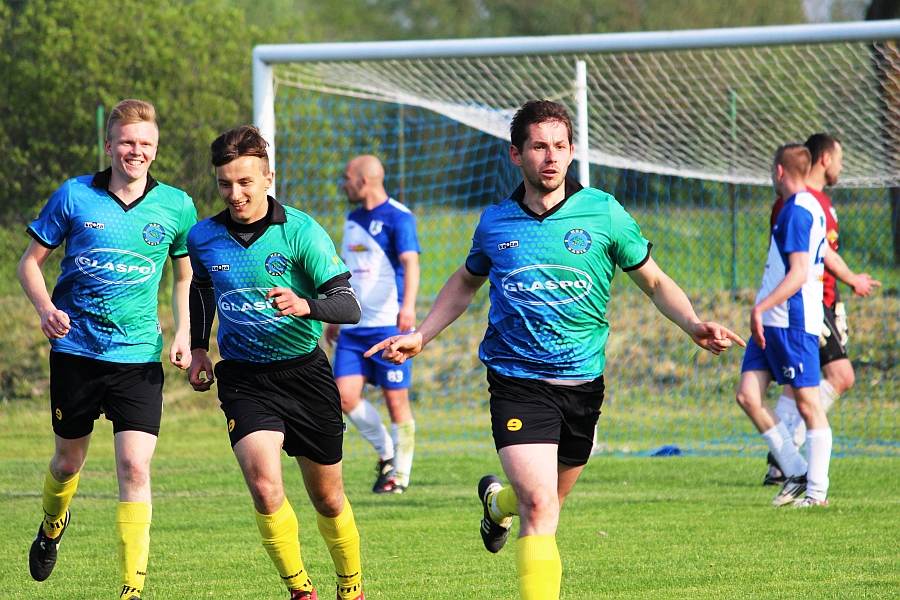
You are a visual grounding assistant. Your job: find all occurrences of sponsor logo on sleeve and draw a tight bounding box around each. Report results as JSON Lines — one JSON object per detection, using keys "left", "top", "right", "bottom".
{"left": 84, "top": 221, "right": 105, "bottom": 230}
{"left": 498, "top": 240, "right": 519, "bottom": 251}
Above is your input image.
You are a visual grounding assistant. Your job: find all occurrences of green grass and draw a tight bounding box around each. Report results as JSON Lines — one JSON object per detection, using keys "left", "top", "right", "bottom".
{"left": 0, "top": 407, "right": 897, "bottom": 599}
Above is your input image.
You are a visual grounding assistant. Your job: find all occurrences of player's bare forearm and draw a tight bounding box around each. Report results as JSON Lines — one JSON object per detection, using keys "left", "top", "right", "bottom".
{"left": 398, "top": 251, "right": 420, "bottom": 330}
{"left": 627, "top": 257, "right": 700, "bottom": 333}
{"left": 824, "top": 250, "right": 880, "bottom": 296}
{"left": 823, "top": 250, "right": 856, "bottom": 286}
{"left": 171, "top": 256, "right": 192, "bottom": 337}
{"left": 417, "top": 265, "right": 485, "bottom": 346}
{"left": 17, "top": 241, "right": 56, "bottom": 316}
{"left": 18, "top": 241, "right": 71, "bottom": 339}
{"left": 755, "top": 253, "right": 807, "bottom": 314}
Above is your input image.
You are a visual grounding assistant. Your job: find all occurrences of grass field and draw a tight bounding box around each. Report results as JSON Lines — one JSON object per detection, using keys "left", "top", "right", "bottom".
{"left": 0, "top": 406, "right": 897, "bottom": 600}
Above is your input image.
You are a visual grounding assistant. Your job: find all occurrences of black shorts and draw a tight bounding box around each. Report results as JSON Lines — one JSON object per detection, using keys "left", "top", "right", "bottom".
{"left": 49, "top": 351, "right": 164, "bottom": 439}
{"left": 820, "top": 304, "right": 849, "bottom": 366}
{"left": 214, "top": 346, "right": 344, "bottom": 464}
{"left": 487, "top": 369, "right": 605, "bottom": 467}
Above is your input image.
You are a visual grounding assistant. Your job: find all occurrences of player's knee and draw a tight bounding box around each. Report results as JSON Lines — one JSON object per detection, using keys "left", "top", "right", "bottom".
{"left": 734, "top": 388, "right": 757, "bottom": 412}
{"left": 50, "top": 455, "right": 83, "bottom": 480}
{"left": 116, "top": 456, "right": 151, "bottom": 489}
{"left": 831, "top": 370, "right": 854, "bottom": 395}
{"left": 248, "top": 478, "right": 285, "bottom": 513}
{"left": 309, "top": 488, "right": 344, "bottom": 518}
{"left": 517, "top": 488, "right": 559, "bottom": 523}
{"left": 340, "top": 396, "right": 358, "bottom": 413}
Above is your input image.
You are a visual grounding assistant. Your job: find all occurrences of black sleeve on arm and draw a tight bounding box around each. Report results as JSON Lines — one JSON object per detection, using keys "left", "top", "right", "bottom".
{"left": 305, "top": 272, "right": 361, "bottom": 324}
{"left": 189, "top": 276, "right": 216, "bottom": 350}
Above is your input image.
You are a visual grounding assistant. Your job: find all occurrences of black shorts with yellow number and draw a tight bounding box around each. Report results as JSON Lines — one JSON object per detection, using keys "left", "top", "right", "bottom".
{"left": 49, "top": 351, "right": 164, "bottom": 439}
{"left": 214, "top": 346, "right": 344, "bottom": 464}
{"left": 487, "top": 369, "right": 605, "bottom": 467}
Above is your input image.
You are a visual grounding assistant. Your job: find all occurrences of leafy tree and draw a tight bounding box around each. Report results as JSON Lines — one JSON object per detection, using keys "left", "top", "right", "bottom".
{"left": 0, "top": 0, "right": 254, "bottom": 221}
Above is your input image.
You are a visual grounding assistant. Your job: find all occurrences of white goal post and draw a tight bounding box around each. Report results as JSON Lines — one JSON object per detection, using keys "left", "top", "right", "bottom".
{"left": 253, "top": 20, "right": 900, "bottom": 188}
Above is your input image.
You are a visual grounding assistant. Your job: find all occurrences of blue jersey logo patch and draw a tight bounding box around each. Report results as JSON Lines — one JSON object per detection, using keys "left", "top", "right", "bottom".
{"left": 265, "top": 252, "right": 289, "bottom": 276}
{"left": 142, "top": 223, "right": 166, "bottom": 246}
{"left": 564, "top": 228, "right": 592, "bottom": 255}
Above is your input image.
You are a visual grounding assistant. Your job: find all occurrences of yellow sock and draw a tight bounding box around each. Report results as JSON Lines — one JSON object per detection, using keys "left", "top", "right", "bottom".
{"left": 316, "top": 496, "right": 362, "bottom": 599}
{"left": 116, "top": 501, "right": 151, "bottom": 599}
{"left": 495, "top": 485, "right": 519, "bottom": 519}
{"left": 516, "top": 535, "right": 561, "bottom": 600}
{"left": 255, "top": 499, "right": 313, "bottom": 592}
{"left": 41, "top": 470, "right": 79, "bottom": 539}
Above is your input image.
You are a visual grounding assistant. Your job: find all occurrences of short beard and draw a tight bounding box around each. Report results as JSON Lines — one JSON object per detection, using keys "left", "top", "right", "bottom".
{"left": 524, "top": 170, "right": 564, "bottom": 195}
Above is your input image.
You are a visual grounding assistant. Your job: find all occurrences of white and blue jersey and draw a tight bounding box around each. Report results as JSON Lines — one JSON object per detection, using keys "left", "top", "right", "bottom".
{"left": 741, "top": 190, "right": 827, "bottom": 387}
{"left": 334, "top": 197, "right": 419, "bottom": 388}
{"left": 339, "top": 197, "right": 419, "bottom": 328}
{"left": 757, "top": 191, "right": 827, "bottom": 336}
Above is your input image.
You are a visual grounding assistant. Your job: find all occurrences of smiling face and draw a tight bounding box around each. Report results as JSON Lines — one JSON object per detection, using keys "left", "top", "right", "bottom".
{"left": 105, "top": 120, "right": 158, "bottom": 185}
{"left": 215, "top": 155, "right": 273, "bottom": 224}
{"left": 509, "top": 120, "right": 574, "bottom": 195}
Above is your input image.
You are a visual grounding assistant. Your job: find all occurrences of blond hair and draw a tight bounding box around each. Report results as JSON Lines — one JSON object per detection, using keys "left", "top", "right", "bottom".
{"left": 773, "top": 143, "right": 811, "bottom": 180}
{"left": 106, "top": 99, "right": 157, "bottom": 139}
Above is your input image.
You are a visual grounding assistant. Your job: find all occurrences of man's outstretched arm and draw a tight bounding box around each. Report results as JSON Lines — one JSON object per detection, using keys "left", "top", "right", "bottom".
{"left": 627, "top": 256, "right": 745, "bottom": 354}
{"left": 366, "top": 265, "right": 486, "bottom": 363}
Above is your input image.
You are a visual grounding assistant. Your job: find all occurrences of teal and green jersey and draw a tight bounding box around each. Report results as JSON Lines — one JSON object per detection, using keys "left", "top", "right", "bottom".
{"left": 27, "top": 170, "right": 197, "bottom": 363}
{"left": 465, "top": 179, "right": 651, "bottom": 380}
{"left": 187, "top": 199, "right": 349, "bottom": 362}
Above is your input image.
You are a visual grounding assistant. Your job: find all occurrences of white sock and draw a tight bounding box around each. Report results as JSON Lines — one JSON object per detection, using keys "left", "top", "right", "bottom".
{"left": 774, "top": 394, "right": 803, "bottom": 447}
{"left": 347, "top": 400, "right": 394, "bottom": 460}
{"left": 391, "top": 420, "right": 415, "bottom": 487}
{"left": 819, "top": 380, "right": 838, "bottom": 413}
{"left": 805, "top": 428, "right": 832, "bottom": 501}
{"left": 762, "top": 422, "right": 807, "bottom": 477}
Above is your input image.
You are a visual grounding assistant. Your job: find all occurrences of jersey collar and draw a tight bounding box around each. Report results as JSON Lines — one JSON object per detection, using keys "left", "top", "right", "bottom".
{"left": 91, "top": 168, "right": 159, "bottom": 212}
{"left": 511, "top": 177, "right": 583, "bottom": 222}
{"left": 211, "top": 196, "right": 286, "bottom": 248}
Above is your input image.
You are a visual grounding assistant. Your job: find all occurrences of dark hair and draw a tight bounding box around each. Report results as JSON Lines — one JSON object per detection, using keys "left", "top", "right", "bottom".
{"left": 774, "top": 143, "right": 811, "bottom": 179}
{"left": 509, "top": 100, "right": 574, "bottom": 151}
{"left": 211, "top": 125, "right": 270, "bottom": 169}
{"left": 804, "top": 133, "right": 840, "bottom": 165}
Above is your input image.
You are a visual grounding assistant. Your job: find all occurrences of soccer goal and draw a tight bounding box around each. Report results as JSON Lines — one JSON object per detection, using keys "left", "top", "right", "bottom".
{"left": 253, "top": 21, "right": 900, "bottom": 455}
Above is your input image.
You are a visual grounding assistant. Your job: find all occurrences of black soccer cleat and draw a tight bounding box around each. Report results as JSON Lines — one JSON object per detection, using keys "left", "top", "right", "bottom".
{"left": 478, "top": 475, "right": 512, "bottom": 553}
{"left": 372, "top": 458, "right": 397, "bottom": 494}
{"left": 773, "top": 474, "right": 808, "bottom": 507}
{"left": 763, "top": 452, "right": 786, "bottom": 486}
{"left": 29, "top": 510, "right": 69, "bottom": 581}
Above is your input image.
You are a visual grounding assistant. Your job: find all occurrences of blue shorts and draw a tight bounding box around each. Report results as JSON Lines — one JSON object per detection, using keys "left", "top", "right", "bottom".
{"left": 333, "top": 326, "right": 413, "bottom": 390}
{"left": 740, "top": 326, "right": 821, "bottom": 388}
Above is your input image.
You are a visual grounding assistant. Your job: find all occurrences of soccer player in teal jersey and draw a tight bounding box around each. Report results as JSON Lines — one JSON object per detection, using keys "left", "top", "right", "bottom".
{"left": 187, "top": 125, "right": 365, "bottom": 600}
{"left": 367, "top": 100, "right": 744, "bottom": 600}
{"left": 17, "top": 99, "right": 197, "bottom": 599}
